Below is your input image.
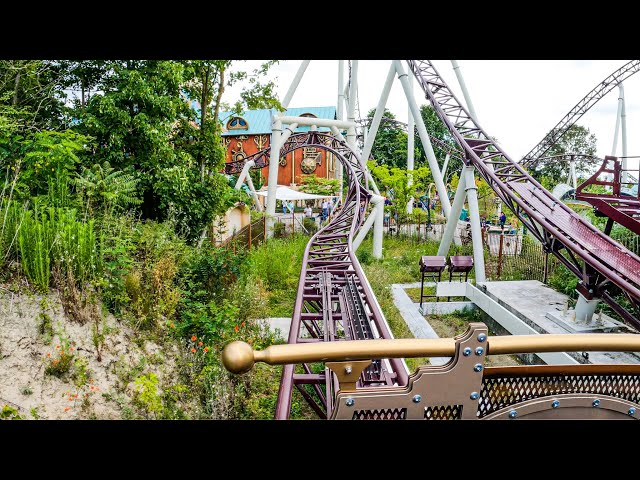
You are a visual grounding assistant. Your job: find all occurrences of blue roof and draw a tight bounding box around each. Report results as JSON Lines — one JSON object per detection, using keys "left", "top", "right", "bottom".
{"left": 219, "top": 106, "right": 336, "bottom": 136}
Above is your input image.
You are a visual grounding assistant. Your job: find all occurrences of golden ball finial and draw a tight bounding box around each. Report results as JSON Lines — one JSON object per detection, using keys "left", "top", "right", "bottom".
{"left": 221, "top": 341, "right": 255, "bottom": 374}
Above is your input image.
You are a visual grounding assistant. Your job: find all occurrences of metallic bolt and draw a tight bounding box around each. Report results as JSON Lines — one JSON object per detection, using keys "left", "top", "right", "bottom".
{"left": 592, "top": 399, "right": 600, "bottom": 408}
{"left": 629, "top": 408, "right": 636, "bottom": 416}
{"left": 475, "top": 346, "right": 484, "bottom": 356}
{"left": 412, "top": 395, "right": 422, "bottom": 403}
{"left": 552, "top": 400, "right": 560, "bottom": 409}
{"left": 470, "top": 392, "right": 479, "bottom": 400}
{"left": 477, "top": 333, "right": 487, "bottom": 343}
{"left": 474, "top": 363, "right": 483, "bottom": 372}
{"left": 345, "top": 398, "right": 354, "bottom": 407}
{"left": 508, "top": 410, "right": 517, "bottom": 419}
{"left": 345, "top": 366, "right": 352, "bottom": 374}
{"left": 463, "top": 347, "right": 472, "bottom": 356}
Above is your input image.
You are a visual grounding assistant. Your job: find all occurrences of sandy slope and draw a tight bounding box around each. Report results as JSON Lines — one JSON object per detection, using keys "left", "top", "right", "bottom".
{"left": 0, "top": 289, "right": 179, "bottom": 420}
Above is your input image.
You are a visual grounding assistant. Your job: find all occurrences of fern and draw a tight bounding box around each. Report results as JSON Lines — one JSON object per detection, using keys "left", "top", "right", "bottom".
{"left": 73, "top": 161, "right": 142, "bottom": 216}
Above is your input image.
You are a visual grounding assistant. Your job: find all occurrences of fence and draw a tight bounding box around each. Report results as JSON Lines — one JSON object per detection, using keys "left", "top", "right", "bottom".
{"left": 220, "top": 217, "right": 266, "bottom": 252}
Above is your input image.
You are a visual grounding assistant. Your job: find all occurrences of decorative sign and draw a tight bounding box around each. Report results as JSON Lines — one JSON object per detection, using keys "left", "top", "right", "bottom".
{"left": 254, "top": 134, "right": 268, "bottom": 151}
{"left": 300, "top": 147, "right": 321, "bottom": 174}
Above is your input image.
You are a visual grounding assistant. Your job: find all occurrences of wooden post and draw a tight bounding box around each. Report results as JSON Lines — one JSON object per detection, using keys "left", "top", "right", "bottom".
{"left": 497, "top": 232, "right": 504, "bottom": 279}
{"left": 248, "top": 220, "right": 252, "bottom": 249}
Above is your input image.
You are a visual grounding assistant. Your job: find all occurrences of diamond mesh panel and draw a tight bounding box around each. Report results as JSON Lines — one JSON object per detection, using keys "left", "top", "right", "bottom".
{"left": 352, "top": 408, "right": 407, "bottom": 420}
{"left": 424, "top": 405, "right": 463, "bottom": 420}
{"left": 478, "top": 373, "right": 640, "bottom": 418}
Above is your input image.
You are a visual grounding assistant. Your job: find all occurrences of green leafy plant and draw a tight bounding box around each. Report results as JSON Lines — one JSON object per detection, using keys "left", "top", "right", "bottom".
{"left": 133, "top": 373, "right": 163, "bottom": 419}
{"left": 0, "top": 405, "right": 23, "bottom": 420}
{"left": 73, "top": 161, "right": 142, "bottom": 217}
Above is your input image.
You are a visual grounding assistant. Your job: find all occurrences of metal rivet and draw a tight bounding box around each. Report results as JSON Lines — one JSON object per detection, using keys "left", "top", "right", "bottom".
{"left": 508, "top": 410, "right": 517, "bottom": 418}
{"left": 592, "top": 399, "right": 600, "bottom": 408}
{"left": 345, "top": 398, "right": 354, "bottom": 407}
{"left": 477, "top": 333, "right": 487, "bottom": 342}
{"left": 470, "top": 392, "right": 479, "bottom": 400}
{"left": 474, "top": 363, "right": 483, "bottom": 372}
{"left": 552, "top": 400, "right": 560, "bottom": 409}
{"left": 629, "top": 407, "right": 636, "bottom": 416}
{"left": 345, "top": 366, "right": 352, "bottom": 374}
{"left": 412, "top": 395, "right": 422, "bottom": 403}
{"left": 463, "top": 347, "right": 472, "bottom": 356}
{"left": 475, "top": 346, "right": 484, "bottom": 356}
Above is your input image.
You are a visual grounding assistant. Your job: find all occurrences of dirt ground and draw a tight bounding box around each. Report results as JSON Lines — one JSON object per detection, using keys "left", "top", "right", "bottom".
{"left": 0, "top": 290, "right": 180, "bottom": 419}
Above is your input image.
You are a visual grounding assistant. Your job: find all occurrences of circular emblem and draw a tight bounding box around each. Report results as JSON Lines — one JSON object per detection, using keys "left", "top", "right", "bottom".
{"left": 300, "top": 156, "right": 317, "bottom": 174}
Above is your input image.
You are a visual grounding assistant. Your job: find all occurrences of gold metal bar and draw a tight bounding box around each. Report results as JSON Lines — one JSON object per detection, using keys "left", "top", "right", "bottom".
{"left": 221, "top": 334, "right": 640, "bottom": 374}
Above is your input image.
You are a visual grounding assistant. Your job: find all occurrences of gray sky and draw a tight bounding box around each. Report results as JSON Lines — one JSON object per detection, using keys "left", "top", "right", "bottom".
{"left": 226, "top": 60, "right": 640, "bottom": 170}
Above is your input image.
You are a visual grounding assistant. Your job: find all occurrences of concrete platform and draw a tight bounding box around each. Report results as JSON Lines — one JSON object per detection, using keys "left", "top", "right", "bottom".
{"left": 478, "top": 280, "right": 640, "bottom": 365}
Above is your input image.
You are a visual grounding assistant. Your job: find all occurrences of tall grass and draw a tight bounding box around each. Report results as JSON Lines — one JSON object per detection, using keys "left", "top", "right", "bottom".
{"left": 18, "top": 202, "right": 99, "bottom": 292}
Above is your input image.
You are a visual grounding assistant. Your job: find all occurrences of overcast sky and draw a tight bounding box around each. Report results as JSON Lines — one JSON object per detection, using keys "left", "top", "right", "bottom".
{"left": 225, "top": 60, "right": 640, "bottom": 170}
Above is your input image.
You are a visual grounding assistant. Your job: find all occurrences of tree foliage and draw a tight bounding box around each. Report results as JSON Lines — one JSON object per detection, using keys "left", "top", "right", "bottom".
{"left": 364, "top": 108, "right": 411, "bottom": 168}
{"left": 531, "top": 124, "right": 597, "bottom": 184}
{"left": 299, "top": 174, "right": 340, "bottom": 196}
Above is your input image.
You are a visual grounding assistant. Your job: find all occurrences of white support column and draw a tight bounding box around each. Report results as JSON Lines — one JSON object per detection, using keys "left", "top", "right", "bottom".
{"left": 265, "top": 61, "right": 310, "bottom": 237}
{"left": 360, "top": 62, "right": 396, "bottom": 166}
{"left": 393, "top": 60, "right": 451, "bottom": 219}
{"left": 353, "top": 194, "right": 384, "bottom": 251}
{"left": 234, "top": 160, "right": 254, "bottom": 190}
{"left": 463, "top": 167, "right": 486, "bottom": 282}
{"left": 407, "top": 74, "right": 415, "bottom": 214}
{"left": 451, "top": 60, "right": 479, "bottom": 122}
{"left": 611, "top": 85, "right": 623, "bottom": 156}
{"left": 621, "top": 83, "right": 628, "bottom": 182}
{"left": 346, "top": 60, "right": 359, "bottom": 149}
{"left": 437, "top": 170, "right": 467, "bottom": 256}
{"left": 265, "top": 118, "right": 283, "bottom": 236}
{"left": 441, "top": 153, "right": 451, "bottom": 180}
{"left": 234, "top": 160, "right": 263, "bottom": 212}
{"left": 569, "top": 159, "right": 577, "bottom": 190}
{"left": 337, "top": 60, "right": 345, "bottom": 201}
{"left": 281, "top": 60, "right": 310, "bottom": 108}
{"left": 372, "top": 195, "right": 384, "bottom": 259}
{"left": 245, "top": 167, "right": 263, "bottom": 212}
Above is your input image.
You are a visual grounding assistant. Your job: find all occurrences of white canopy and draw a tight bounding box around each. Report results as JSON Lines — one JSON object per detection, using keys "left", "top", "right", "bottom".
{"left": 254, "top": 186, "right": 339, "bottom": 201}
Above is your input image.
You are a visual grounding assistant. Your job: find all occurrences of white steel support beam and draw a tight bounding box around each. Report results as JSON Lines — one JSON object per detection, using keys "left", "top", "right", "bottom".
{"left": 360, "top": 62, "right": 396, "bottom": 166}
{"left": 353, "top": 194, "right": 384, "bottom": 251}
{"left": 407, "top": 74, "right": 415, "bottom": 214}
{"left": 265, "top": 61, "right": 310, "bottom": 237}
{"left": 621, "top": 83, "right": 628, "bottom": 181}
{"left": 463, "top": 167, "right": 486, "bottom": 282}
{"left": 437, "top": 168, "right": 467, "bottom": 256}
{"left": 394, "top": 60, "right": 451, "bottom": 219}
{"left": 337, "top": 60, "right": 345, "bottom": 200}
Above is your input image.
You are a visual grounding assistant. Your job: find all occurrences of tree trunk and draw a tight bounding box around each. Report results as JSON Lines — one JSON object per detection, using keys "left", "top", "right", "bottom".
{"left": 12, "top": 70, "right": 21, "bottom": 106}
{"left": 199, "top": 65, "right": 210, "bottom": 180}
{"left": 212, "top": 66, "right": 225, "bottom": 130}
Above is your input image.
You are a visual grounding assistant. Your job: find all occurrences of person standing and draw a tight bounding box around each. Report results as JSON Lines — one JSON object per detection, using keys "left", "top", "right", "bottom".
{"left": 321, "top": 199, "right": 329, "bottom": 221}
{"left": 304, "top": 204, "right": 313, "bottom": 218}
{"left": 499, "top": 212, "right": 507, "bottom": 229}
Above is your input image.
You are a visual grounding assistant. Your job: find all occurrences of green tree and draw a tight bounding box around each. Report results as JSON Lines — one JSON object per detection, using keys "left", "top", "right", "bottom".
{"left": 299, "top": 174, "right": 340, "bottom": 196}
{"left": 531, "top": 124, "right": 597, "bottom": 184}
{"left": 415, "top": 104, "right": 461, "bottom": 179}
{"left": 369, "top": 161, "right": 432, "bottom": 220}
{"left": 365, "top": 108, "right": 410, "bottom": 168}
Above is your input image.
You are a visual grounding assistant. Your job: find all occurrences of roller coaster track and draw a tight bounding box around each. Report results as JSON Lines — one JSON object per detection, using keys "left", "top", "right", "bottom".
{"left": 236, "top": 131, "right": 409, "bottom": 419}
{"left": 521, "top": 60, "right": 640, "bottom": 168}
{"left": 407, "top": 60, "right": 640, "bottom": 329}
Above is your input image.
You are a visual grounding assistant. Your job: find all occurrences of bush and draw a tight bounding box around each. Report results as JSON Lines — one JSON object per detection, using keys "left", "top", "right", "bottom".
{"left": 302, "top": 216, "right": 318, "bottom": 235}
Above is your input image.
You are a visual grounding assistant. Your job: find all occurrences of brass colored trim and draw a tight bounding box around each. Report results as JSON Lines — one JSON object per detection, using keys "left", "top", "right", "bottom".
{"left": 484, "top": 363, "right": 640, "bottom": 377}
{"left": 221, "top": 332, "right": 640, "bottom": 374}
{"left": 326, "top": 360, "right": 372, "bottom": 392}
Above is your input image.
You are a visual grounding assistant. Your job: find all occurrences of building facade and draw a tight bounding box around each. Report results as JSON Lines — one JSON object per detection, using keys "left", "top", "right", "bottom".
{"left": 220, "top": 107, "right": 338, "bottom": 188}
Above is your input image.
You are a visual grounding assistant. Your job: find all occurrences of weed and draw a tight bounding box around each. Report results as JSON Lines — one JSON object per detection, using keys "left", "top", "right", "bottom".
{"left": 0, "top": 405, "right": 23, "bottom": 420}
{"left": 133, "top": 373, "right": 163, "bottom": 419}
{"left": 21, "top": 387, "right": 33, "bottom": 396}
